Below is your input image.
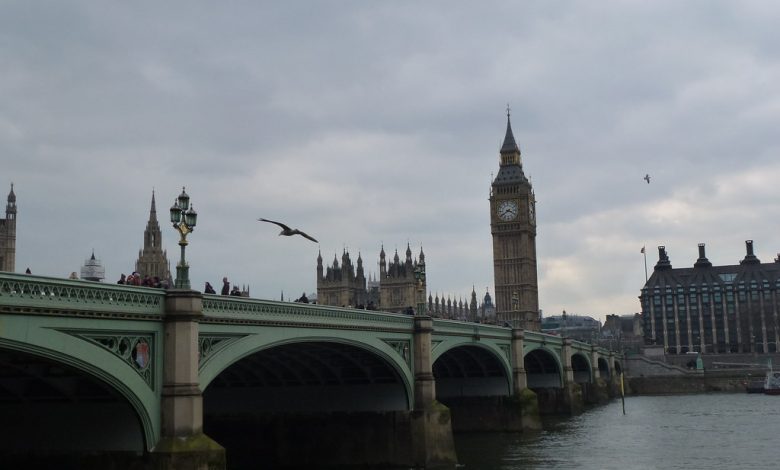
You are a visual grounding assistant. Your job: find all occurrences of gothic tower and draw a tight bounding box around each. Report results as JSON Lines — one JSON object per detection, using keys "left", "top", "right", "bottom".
{"left": 489, "top": 111, "right": 540, "bottom": 330}
{"left": 0, "top": 184, "right": 17, "bottom": 272}
{"left": 316, "top": 249, "right": 367, "bottom": 307}
{"left": 135, "top": 191, "right": 171, "bottom": 281}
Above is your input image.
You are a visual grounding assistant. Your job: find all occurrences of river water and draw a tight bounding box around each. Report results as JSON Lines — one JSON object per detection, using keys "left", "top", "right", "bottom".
{"left": 455, "top": 393, "right": 779, "bottom": 470}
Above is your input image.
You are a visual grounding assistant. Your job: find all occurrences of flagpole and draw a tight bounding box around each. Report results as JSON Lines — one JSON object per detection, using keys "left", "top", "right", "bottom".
{"left": 620, "top": 372, "right": 626, "bottom": 415}
{"left": 642, "top": 246, "right": 648, "bottom": 283}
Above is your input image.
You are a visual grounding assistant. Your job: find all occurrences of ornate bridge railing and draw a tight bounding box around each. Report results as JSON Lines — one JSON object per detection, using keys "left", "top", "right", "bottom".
{"left": 201, "top": 295, "right": 415, "bottom": 332}
{"left": 0, "top": 273, "right": 165, "bottom": 317}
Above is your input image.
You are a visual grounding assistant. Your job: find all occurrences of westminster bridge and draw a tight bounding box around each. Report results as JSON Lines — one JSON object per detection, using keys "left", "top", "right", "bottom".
{"left": 0, "top": 272, "right": 622, "bottom": 469}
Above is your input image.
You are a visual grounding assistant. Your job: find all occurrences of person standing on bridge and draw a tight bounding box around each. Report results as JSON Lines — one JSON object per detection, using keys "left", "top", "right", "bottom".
{"left": 204, "top": 282, "right": 216, "bottom": 294}
{"left": 221, "top": 277, "right": 230, "bottom": 295}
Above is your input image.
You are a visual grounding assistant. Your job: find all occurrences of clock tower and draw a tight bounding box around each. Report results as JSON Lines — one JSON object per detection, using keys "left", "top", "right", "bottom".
{"left": 489, "top": 111, "right": 540, "bottom": 330}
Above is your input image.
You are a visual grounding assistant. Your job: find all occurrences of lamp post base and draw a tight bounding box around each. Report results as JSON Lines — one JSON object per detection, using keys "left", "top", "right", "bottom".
{"left": 175, "top": 263, "right": 190, "bottom": 290}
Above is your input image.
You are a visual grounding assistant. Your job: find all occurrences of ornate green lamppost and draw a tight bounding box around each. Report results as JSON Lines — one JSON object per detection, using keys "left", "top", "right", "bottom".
{"left": 169, "top": 187, "right": 198, "bottom": 289}
{"left": 413, "top": 261, "right": 426, "bottom": 316}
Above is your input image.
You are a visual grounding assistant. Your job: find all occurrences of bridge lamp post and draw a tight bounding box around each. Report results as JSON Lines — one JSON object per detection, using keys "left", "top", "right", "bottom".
{"left": 169, "top": 187, "right": 198, "bottom": 290}
{"left": 413, "top": 261, "right": 426, "bottom": 316}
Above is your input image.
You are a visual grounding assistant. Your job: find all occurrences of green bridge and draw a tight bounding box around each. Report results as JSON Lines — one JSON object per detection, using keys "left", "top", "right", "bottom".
{"left": 0, "top": 272, "right": 622, "bottom": 469}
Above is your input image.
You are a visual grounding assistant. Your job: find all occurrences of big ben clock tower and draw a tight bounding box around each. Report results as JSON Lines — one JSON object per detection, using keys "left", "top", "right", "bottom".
{"left": 489, "top": 110, "right": 540, "bottom": 330}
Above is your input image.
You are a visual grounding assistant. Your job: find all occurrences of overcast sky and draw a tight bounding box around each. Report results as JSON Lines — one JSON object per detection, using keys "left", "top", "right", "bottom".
{"left": 4, "top": 1, "right": 780, "bottom": 322}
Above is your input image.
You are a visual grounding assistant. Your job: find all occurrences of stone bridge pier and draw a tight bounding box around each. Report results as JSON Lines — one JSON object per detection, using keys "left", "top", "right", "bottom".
{"left": 150, "top": 290, "right": 224, "bottom": 469}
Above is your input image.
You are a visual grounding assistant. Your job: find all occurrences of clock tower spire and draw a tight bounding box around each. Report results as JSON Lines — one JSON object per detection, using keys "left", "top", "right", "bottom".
{"left": 489, "top": 109, "right": 539, "bottom": 330}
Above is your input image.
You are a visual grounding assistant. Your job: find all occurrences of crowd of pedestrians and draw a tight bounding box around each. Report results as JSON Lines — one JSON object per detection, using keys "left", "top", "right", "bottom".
{"left": 111, "top": 272, "right": 249, "bottom": 297}
{"left": 116, "top": 272, "right": 169, "bottom": 289}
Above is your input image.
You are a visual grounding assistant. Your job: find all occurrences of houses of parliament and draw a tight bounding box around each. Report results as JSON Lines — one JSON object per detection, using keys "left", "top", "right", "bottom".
{"left": 316, "top": 113, "right": 542, "bottom": 329}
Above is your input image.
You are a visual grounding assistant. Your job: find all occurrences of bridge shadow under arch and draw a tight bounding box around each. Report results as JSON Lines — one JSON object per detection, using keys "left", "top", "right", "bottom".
{"left": 202, "top": 340, "right": 411, "bottom": 468}
{"left": 431, "top": 344, "right": 512, "bottom": 432}
{"left": 432, "top": 344, "right": 510, "bottom": 398}
{"left": 525, "top": 348, "right": 564, "bottom": 414}
{"left": 203, "top": 341, "right": 409, "bottom": 413}
{"left": 0, "top": 346, "right": 146, "bottom": 465}
{"left": 598, "top": 356, "right": 611, "bottom": 380}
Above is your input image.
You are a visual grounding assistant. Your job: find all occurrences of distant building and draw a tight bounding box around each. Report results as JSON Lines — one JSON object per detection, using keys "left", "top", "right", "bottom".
{"left": 541, "top": 312, "right": 601, "bottom": 342}
{"left": 480, "top": 289, "right": 496, "bottom": 323}
{"left": 316, "top": 249, "right": 367, "bottom": 308}
{"left": 379, "top": 244, "right": 426, "bottom": 313}
{"left": 641, "top": 241, "right": 780, "bottom": 354}
{"left": 80, "top": 251, "right": 105, "bottom": 282}
{"left": 0, "top": 184, "right": 16, "bottom": 272}
{"left": 135, "top": 191, "right": 171, "bottom": 282}
{"left": 603, "top": 313, "right": 643, "bottom": 353}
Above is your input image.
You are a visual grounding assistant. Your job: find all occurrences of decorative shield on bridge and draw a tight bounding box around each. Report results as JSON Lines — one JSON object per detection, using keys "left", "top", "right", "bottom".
{"left": 133, "top": 339, "right": 150, "bottom": 369}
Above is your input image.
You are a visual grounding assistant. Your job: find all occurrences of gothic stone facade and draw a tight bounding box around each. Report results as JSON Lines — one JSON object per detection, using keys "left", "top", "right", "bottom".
{"left": 316, "top": 244, "right": 426, "bottom": 313}
{"left": 0, "top": 184, "right": 16, "bottom": 272}
{"left": 489, "top": 114, "right": 540, "bottom": 330}
{"left": 317, "top": 250, "right": 367, "bottom": 308}
{"left": 379, "top": 245, "right": 426, "bottom": 314}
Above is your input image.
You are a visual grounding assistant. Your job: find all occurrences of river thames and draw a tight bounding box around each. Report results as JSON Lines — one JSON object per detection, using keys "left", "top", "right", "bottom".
{"left": 455, "top": 393, "right": 779, "bottom": 470}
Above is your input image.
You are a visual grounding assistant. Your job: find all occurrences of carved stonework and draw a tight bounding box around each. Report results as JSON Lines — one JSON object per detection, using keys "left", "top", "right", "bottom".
{"left": 382, "top": 339, "right": 411, "bottom": 368}
{"left": 65, "top": 331, "right": 155, "bottom": 389}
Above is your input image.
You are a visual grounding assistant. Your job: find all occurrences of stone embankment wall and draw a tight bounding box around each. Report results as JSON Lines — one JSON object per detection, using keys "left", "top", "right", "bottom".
{"left": 625, "top": 355, "right": 763, "bottom": 395}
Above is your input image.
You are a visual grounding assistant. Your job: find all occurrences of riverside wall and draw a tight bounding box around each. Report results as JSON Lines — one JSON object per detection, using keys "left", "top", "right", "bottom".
{"left": 624, "top": 354, "right": 767, "bottom": 395}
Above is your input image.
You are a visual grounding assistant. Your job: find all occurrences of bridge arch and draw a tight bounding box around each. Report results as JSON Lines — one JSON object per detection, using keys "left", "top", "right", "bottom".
{"left": 524, "top": 346, "right": 563, "bottom": 388}
{"left": 0, "top": 336, "right": 156, "bottom": 453}
{"left": 572, "top": 352, "right": 593, "bottom": 384}
{"left": 199, "top": 332, "right": 414, "bottom": 410}
{"left": 431, "top": 343, "right": 512, "bottom": 397}
{"left": 598, "top": 357, "right": 611, "bottom": 380}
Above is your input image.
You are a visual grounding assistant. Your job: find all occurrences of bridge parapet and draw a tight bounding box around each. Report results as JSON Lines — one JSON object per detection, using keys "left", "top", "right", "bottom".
{"left": 201, "top": 295, "right": 414, "bottom": 331}
{"left": 431, "top": 319, "right": 511, "bottom": 340}
{"left": 0, "top": 273, "right": 165, "bottom": 317}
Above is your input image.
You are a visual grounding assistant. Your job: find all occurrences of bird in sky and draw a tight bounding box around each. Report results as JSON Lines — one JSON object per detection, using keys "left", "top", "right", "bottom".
{"left": 644, "top": 174, "right": 651, "bottom": 184}
{"left": 258, "top": 218, "right": 318, "bottom": 243}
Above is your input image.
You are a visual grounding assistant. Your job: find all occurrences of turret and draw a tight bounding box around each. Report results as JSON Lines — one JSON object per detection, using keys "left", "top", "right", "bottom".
{"left": 379, "top": 244, "right": 386, "bottom": 276}
{"left": 6, "top": 183, "right": 16, "bottom": 220}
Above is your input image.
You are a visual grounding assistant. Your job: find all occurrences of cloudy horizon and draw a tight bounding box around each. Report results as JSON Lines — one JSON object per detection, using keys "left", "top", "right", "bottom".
{"left": 4, "top": 1, "right": 780, "bottom": 322}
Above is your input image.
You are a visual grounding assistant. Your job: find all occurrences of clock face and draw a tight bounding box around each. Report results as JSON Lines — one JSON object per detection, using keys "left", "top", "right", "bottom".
{"left": 497, "top": 200, "right": 518, "bottom": 221}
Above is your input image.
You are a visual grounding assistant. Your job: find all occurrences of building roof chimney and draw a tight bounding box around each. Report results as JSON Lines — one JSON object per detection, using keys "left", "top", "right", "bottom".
{"left": 740, "top": 240, "right": 760, "bottom": 265}
{"left": 654, "top": 245, "right": 672, "bottom": 271}
{"left": 694, "top": 243, "right": 712, "bottom": 268}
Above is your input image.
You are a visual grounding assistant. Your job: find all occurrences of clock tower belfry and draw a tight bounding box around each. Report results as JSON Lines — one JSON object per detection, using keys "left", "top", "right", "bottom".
{"left": 489, "top": 111, "right": 540, "bottom": 330}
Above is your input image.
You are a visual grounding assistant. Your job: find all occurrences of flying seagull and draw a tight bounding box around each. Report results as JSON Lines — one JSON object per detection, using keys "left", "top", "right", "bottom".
{"left": 644, "top": 174, "right": 651, "bottom": 184}
{"left": 258, "top": 218, "right": 318, "bottom": 243}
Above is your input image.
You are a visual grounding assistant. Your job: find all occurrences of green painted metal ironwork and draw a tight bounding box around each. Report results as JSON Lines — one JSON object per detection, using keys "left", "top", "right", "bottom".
{"left": 0, "top": 273, "right": 617, "bottom": 453}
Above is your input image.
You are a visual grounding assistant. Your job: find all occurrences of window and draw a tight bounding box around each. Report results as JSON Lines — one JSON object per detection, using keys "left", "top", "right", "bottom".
{"left": 719, "top": 273, "right": 737, "bottom": 282}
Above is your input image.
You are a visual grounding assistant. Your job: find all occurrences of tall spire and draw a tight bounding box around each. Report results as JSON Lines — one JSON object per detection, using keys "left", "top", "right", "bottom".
{"left": 135, "top": 190, "right": 171, "bottom": 281}
{"left": 149, "top": 189, "right": 157, "bottom": 219}
{"left": 500, "top": 106, "right": 520, "bottom": 155}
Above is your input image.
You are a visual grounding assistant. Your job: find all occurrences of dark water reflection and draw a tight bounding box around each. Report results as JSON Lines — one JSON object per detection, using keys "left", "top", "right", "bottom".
{"left": 455, "top": 394, "right": 780, "bottom": 470}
